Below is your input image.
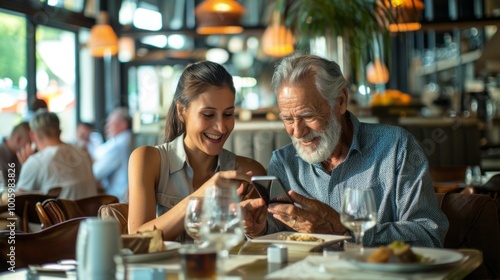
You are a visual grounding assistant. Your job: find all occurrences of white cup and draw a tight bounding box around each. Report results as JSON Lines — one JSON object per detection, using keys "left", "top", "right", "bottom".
{"left": 76, "top": 218, "right": 121, "bottom": 280}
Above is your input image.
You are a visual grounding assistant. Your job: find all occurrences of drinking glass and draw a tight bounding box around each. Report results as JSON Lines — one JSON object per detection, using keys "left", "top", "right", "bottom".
{"left": 200, "top": 185, "right": 244, "bottom": 260}
{"left": 465, "top": 165, "right": 482, "bottom": 186}
{"left": 184, "top": 197, "right": 204, "bottom": 244}
{"left": 340, "top": 188, "right": 377, "bottom": 252}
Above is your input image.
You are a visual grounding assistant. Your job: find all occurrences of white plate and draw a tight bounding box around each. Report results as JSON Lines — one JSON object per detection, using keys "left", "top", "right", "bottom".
{"left": 121, "top": 241, "right": 181, "bottom": 263}
{"left": 343, "top": 247, "right": 464, "bottom": 272}
{"left": 250, "top": 232, "right": 351, "bottom": 252}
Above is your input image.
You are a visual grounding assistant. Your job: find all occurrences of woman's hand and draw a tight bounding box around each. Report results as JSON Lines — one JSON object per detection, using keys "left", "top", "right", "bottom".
{"left": 195, "top": 170, "right": 252, "bottom": 196}
{"left": 241, "top": 198, "right": 267, "bottom": 237}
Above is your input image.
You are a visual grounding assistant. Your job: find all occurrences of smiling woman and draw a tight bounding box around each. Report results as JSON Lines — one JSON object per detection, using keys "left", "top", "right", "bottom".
{"left": 127, "top": 60, "right": 267, "bottom": 242}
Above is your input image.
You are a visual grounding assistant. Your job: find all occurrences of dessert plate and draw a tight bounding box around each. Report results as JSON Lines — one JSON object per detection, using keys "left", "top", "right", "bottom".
{"left": 342, "top": 247, "right": 464, "bottom": 272}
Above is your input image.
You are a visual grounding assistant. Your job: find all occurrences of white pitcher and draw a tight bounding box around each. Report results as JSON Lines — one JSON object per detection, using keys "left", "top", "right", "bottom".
{"left": 76, "top": 218, "right": 121, "bottom": 280}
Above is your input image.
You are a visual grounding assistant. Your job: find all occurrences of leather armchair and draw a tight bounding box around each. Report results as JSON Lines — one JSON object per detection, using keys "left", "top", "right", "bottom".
{"left": 437, "top": 193, "right": 500, "bottom": 279}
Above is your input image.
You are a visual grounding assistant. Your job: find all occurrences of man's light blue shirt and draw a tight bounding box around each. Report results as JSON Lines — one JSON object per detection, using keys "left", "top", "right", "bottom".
{"left": 267, "top": 113, "right": 449, "bottom": 247}
{"left": 93, "top": 130, "right": 132, "bottom": 202}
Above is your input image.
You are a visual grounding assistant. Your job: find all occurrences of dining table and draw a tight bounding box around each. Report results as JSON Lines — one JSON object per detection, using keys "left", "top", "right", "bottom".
{"left": 0, "top": 237, "right": 483, "bottom": 280}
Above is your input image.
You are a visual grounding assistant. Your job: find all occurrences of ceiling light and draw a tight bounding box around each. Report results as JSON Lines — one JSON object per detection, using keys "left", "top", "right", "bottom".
{"left": 195, "top": 0, "right": 245, "bottom": 35}
{"left": 366, "top": 59, "right": 390, "bottom": 85}
{"left": 88, "top": 11, "right": 118, "bottom": 57}
{"left": 261, "top": 8, "right": 294, "bottom": 58}
{"left": 385, "top": 0, "right": 425, "bottom": 32}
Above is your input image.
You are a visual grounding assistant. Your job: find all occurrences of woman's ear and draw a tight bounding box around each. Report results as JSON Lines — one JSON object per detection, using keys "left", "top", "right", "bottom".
{"left": 176, "top": 103, "right": 184, "bottom": 122}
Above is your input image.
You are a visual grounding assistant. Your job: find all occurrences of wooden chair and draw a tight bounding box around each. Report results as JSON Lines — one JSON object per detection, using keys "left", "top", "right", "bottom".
{"left": 0, "top": 217, "right": 85, "bottom": 271}
{"left": 437, "top": 192, "right": 500, "bottom": 279}
{"left": 478, "top": 174, "right": 500, "bottom": 201}
{"left": 98, "top": 203, "right": 129, "bottom": 234}
{"left": 0, "top": 188, "right": 61, "bottom": 232}
{"left": 35, "top": 194, "right": 118, "bottom": 229}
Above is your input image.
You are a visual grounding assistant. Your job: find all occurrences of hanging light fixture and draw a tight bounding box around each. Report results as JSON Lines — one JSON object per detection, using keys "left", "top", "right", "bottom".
{"left": 261, "top": 9, "right": 294, "bottom": 58}
{"left": 195, "top": 0, "right": 245, "bottom": 35}
{"left": 118, "top": 37, "right": 135, "bottom": 62}
{"left": 88, "top": 11, "right": 118, "bottom": 57}
{"left": 385, "top": 0, "right": 425, "bottom": 32}
{"left": 366, "top": 59, "right": 390, "bottom": 85}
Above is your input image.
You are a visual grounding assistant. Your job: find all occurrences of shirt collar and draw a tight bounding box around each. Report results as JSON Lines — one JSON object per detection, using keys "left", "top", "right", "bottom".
{"left": 347, "top": 111, "right": 362, "bottom": 155}
{"left": 167, "top": 134, "right": 223, "bottom": 174}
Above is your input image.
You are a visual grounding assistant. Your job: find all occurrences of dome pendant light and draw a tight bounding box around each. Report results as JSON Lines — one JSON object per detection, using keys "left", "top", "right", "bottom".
{"left": 195, "top": 0, "right": 246, "bottom": 35}
{"left": 262, "top": 9, "right": 294, "bottom": 58}
{"left": 88, "top": 11, "right": 118, "bottom": 57}
{"left": 386, "top": 0, "right": 425, "bottom": 32}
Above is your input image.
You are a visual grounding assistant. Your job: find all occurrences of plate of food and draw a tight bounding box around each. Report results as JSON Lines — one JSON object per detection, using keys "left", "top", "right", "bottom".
{"left": 121, "top": 241, "right": 181, "bottom": 263}
{"left": 342, "top": 241, "right": 464, "bottom": 272}
{"left": 250, "top": 232, "right": 351, "bottom": 252}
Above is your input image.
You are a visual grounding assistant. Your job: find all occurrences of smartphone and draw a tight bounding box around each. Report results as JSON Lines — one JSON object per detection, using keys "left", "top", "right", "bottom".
{"left": 250, "top": 175, "right": 294, "bottom": 205}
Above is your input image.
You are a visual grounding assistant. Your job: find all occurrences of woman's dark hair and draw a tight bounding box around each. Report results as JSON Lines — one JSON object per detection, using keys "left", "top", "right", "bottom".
{"left": 164, "top": 61, "right": 235, "bottom": 142}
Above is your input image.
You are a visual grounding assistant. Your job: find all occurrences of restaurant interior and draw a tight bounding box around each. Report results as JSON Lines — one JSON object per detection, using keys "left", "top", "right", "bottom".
{"left": 0, "top": 0, "right": 500, "bottom": 279}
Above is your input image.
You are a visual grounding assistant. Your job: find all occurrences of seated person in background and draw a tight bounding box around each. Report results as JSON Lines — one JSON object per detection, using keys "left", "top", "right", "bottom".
{"left": 128, "top": 61, "right": 267, "bottom": 241}
{"left": 0, "top": 122, "right": 31, "bottom": 184}
{"left": 16, "top": 110, "right": 97, "bottom": 199}
{"left": 73, "top": 121, "right": 102, "bottom": 159}
{"left": 242, "top": 53, "right": 448, "bottom": 247}
{"left": 23, "top": 98, "right": 48, "bottom": 121}
{"left": 92, "top": 107, "right": 132, "bottom": 202}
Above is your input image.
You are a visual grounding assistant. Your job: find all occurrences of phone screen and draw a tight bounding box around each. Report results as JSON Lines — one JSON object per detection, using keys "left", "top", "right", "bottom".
{"left": 251, "top": 176, "right": 293, "bottom": 205}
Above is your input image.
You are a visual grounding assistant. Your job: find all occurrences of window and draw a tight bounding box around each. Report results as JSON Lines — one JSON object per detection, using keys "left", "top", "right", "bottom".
{"left": 36, "top": 25, "right": 77, "bottom": 141}
{"left": 0, "top": 11, "right": 27, "bottom": 137}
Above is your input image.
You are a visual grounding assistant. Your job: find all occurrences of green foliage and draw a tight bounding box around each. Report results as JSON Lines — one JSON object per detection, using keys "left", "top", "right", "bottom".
{"left": 0, "top": 13, "right": 27, "bottom": 87}
{"left": 277, "top": 0, "right": 392, "bottom": 82}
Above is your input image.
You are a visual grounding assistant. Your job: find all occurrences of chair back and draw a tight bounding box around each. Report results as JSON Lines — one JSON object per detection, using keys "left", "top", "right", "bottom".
{"left": 35, "top": 195, "right": 119, "bottom": 229}
{"left": 0, "top": 217, "right": 85, "bottom": 271}
{"left": 46, "top": 186, "right": 62, "bottom": 197}
{"left": 437, "top": 192, "right": 500, "bottom": 279}
{"left": 0, "top": 190, "right": 60, "bottom": 232}
{"left": 98, "top": 203, "right": 129, "bottom": 234}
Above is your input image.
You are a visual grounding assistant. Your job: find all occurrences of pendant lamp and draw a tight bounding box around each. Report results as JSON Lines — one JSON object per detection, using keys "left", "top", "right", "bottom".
{"left": 385, "top": 0, "right": 425, "bottom": 32}
{"left": 195, "top": 0, "right": 245, "bottom": 35}
{"left": 366, "top": 59, "right": 390, "bottom": 85}
{"left": 261, "top": 10, "right": 294, "bottom": 58}
{"left": 88, "top": 11, "right": 118, "bottom": 57}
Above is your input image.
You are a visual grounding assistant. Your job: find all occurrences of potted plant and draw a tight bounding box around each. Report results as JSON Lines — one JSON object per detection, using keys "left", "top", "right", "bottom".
{"left": 274, "top": 0, "right": 393, "bottom": 85}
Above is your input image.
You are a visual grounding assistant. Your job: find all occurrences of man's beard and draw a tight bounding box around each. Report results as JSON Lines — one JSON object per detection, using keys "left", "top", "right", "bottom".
{"left": 291, "top": 113, "right": 341, "bottom": 164}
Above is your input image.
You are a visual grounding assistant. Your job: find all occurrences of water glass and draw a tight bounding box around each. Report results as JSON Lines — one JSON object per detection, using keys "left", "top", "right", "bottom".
{"left": 340, "top": 188, "right": 377, "bottom": 252}
{"left": 200, "top": 185, "right": 244, "bottom": 258}
{"left": 184, "top": 197, "right": 204, "bottom": 244}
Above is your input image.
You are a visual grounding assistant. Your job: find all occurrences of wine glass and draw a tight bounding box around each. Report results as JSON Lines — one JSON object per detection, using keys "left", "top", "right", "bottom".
{"left": 340, "top": 187, "right": 377, "bottom": 252}
{"left": 184, "top": 197, "right": 204, "bottom": 244}
{"left": 200, "top": 185, "right": 244, "bottom": 261}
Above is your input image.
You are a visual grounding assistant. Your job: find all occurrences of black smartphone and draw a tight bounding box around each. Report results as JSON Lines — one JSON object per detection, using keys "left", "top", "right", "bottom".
{"left": 251, "top": 175, "right": 294, "bottom": 205}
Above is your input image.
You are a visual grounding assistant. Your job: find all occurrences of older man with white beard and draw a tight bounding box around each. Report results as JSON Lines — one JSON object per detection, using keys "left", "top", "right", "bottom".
{"left": 242, "top": 53, "right": 448, "bottom": 248}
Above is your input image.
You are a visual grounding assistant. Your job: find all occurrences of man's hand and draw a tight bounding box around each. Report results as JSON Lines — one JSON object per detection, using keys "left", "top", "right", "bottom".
{"left": 241, "top": 198, "right": 267, "bottom": 238}
{"left": 268, "top": 190, "right": 348, "bottom": 235}
{"left": 16, "top": 143, "right": 35, "bottom": 164}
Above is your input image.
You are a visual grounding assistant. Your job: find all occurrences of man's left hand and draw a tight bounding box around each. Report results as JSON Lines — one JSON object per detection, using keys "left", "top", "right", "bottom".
{"left": 268, "top": 190, "right": 348, "bottom": 235}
